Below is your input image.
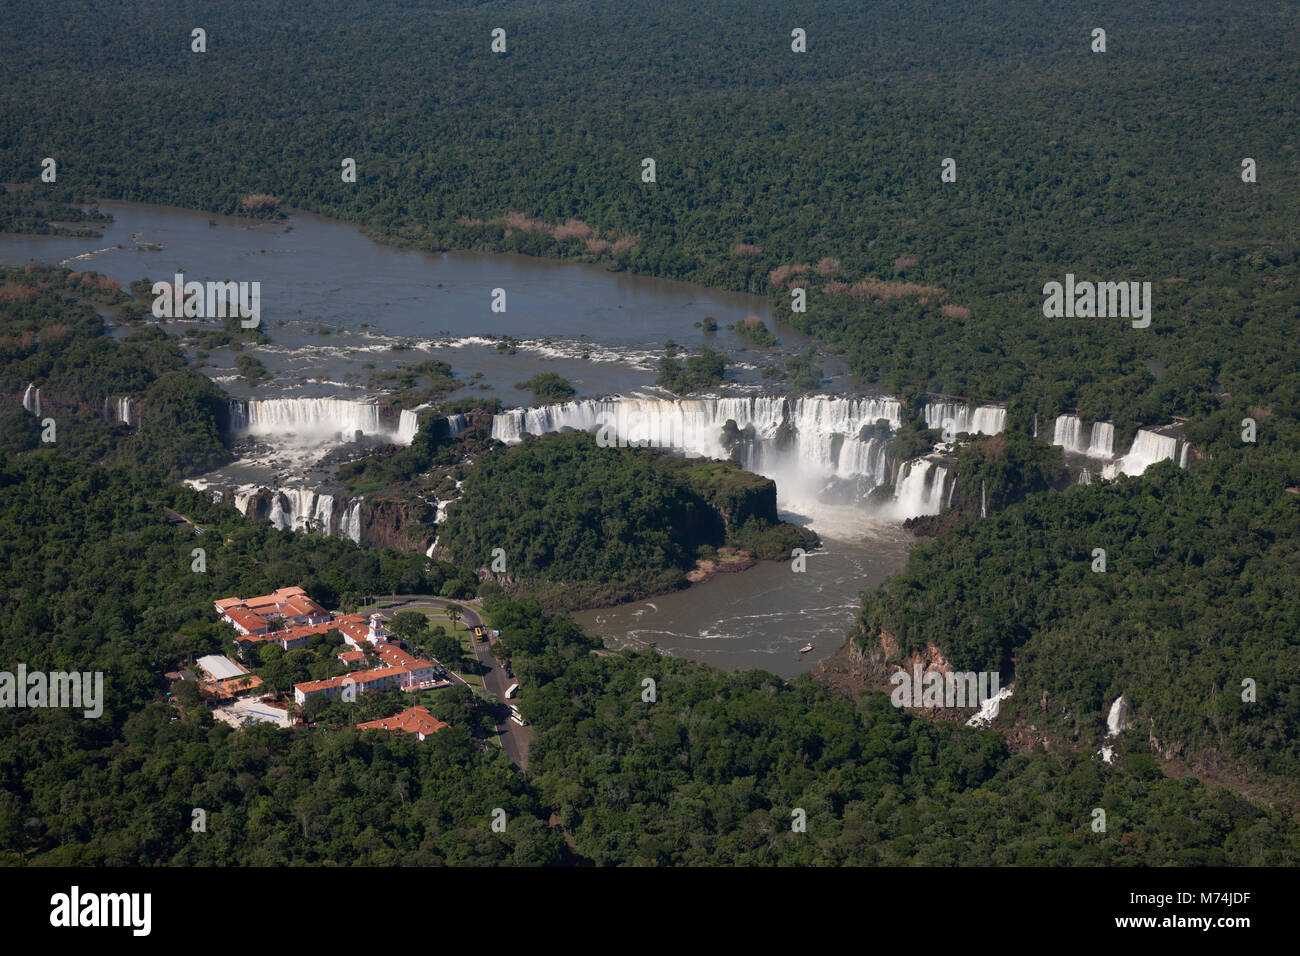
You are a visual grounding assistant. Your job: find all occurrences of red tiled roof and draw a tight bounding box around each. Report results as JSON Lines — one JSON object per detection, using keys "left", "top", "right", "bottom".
{"left": 217, "top": 587, "right": 328, "bottom": 626}
{"left": 294, "top": 653, "right": 435, "bottom": 697}
{"left": 225, "top": 608, "right": 268, "bottom": 632}
{"left": 375, "top": 644, "right": 431, "bottom": 670}
{"left": 356, "top": 705, "right": 448, "bottom": 737}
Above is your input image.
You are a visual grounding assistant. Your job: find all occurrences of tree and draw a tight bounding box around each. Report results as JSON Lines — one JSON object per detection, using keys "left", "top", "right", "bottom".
{"left": 172, "top": 679, "right": 203, "bottom": 708}
{"left": 429, "top": 633, "right": 463, "bottom": 670}
{"left": 389, "top": 610, "right": 428, "bottom": 642}
{"left": 445, "top": 604, "right": 462, "bottom": 629}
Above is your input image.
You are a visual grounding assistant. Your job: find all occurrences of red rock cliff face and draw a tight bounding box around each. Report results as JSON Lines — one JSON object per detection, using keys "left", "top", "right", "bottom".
{"left": 359, "top": 495, "right": 434, "bottom": 552}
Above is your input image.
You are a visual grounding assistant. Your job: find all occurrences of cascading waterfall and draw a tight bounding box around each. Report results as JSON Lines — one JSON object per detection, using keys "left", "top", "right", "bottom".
{"left": 1179, "top": 441, "right": 1190, "bottom": 469}
{"left": 493, "top": 394, "right": 908, "bottom": 513}
{"left": 227, "top": 397, "right": 247, "bottom": 431}
{"left": 230, "top": 397, "right": 417, "bottom": 445}
{"left": 1053, "top": 416, "right": 1186, "bottom": 479}
{"left": 396, "top": 409, "right": 420, "bottom": 444}
{"left": 492, "top": 395, "right": 904, "bottom": 450}
{"left": 242, "top": 398, "right": 382, "bottom": 438}
{"left": 923, "top": 401, "right": 1007, "bottom": 436}
{"left": 22, "top": 384, "right": 40, "bottom": 417}
{"left": 1052, "top": 415, "right": 1085, "bottom": 455}
{"left": 1100, "top": 694, "right": 1127, "bottom": 764}
{"left": 1053, "top": 415, "right": 1116, "bottom": 459}
{"left": 268, "top": 493, "right": 286, "bottom": 530}
{"left": 265, "top": 488, "right": 336, "bottom": 534}
{"left": 966, "top": 685, "right": 1014, "bottom": 729}
{"left": 104, "top": 396, "right": 134, "bottom": 426}
{"left": 197, "top": 404, "right": 475, "bottom": 545}
{"left": 434, "top": 480, "right": 462, "bottom": 525}
{"left": 215, "top": 484, "right": 356, "bottom": 538}
{"left": 233, "top": 486, "right": 257, "bottom": 515}
{"left": 891, "top": 460, "right": 950, "bottom": 518}
{"left": 1102, "top": 430, "right": 1179, "bottom": 479}
{"left": 339, "top": 499, "right": 363, "bottom": 543}
{"left": 1089, "top": 422, "right": 1115, "bottom": 457}
{"left": 1106, "top": 695, "right": 1127, "bottom": 736}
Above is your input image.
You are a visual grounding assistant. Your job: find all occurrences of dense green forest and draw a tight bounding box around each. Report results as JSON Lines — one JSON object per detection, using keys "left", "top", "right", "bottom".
{"left": 2, "top": 0, "right": 1296, "bottom": 423}
{"left": 0, "top": 264, "right": 233, "bottom": 478}
{"left": 0, "top": 186, "right": 111, "bottom": 237}
{"left": 515, "top": 372, "right": 575, "bottom": 404}
{"left": 2, "top": 443, "right": 1294, "bottom": 864}
{"left": 439, "top": 430, "right": 815, "bottom": 608}
{"left": 858, "top": 430, "right": 1300, "bottom": 793}
{"left": 656, "top": 344, "right": 729, "bottom": 394}
{"left": 0, "top": 0, "right": 1298, "bottom": 866}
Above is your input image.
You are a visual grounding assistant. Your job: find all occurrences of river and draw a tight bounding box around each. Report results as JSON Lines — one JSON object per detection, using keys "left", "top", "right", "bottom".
{"left": 1, "top": 199, "right": 916, "bottom": 677}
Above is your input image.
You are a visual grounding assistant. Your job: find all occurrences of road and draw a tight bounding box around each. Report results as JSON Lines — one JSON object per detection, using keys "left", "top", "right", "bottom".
{"left": 364, "top": 595, "right": 533, "bottom": 770}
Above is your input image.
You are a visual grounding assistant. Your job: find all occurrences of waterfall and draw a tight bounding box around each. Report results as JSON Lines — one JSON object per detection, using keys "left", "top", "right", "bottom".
{"left": 313, "top": 493, "right": 335, "bottom": 533}
{"left": 923, "top": 401, "right": 1006, "bottom": 436}
{"left": 1055, "top": 416, "right": 1181, "bottom": 478}
{"left": 397, "top": 409, "right": 420, "bottom": 444}
{"left": 227, "top": 397, "right": 247, "bottom": 431}
{"left": 271, "top": 489, "right": 336, "bottom": 534}
{"left": 493, "top": 395, "right": 903, "bottom": 487}
{"left": 892, "top": 460, "right": 949, "bottom": 518}
{"left": 1101, "top": 430, "right": 1179, "bottom": 479}
{"left": 104, "top": 396, "right": 134, "bottom": 426}
{"left": 1100, "top": 694, "right": 1127, "bottom": 764}
{"left": 980, "top": 480, "right": 986, "bottom": 518}
{"left": 1053, "top": 415, "right": 1116, "bottom": 459}
{"left": 445, "top": 413, "right": 467, "bottom": 437}
{"left": 224, "top": 484, "right": 353, "bottom": 537}
{"left": 1052, "top": 415, "right": 1087, "bottom": 455}
{"left": 263, "top": 488, "right": 337, "bottom": 534}
{"left": 230, "top": 398, "right": 415, "bottom": 445}
{"left": 493, "top": 395, "right": 904, "bottom": 449}
{"left": 1179, "top": 441, "right": 1190, "bottom": 469}
{"left": 966, "top": 685, "right": 1014, "bottom": 729}
{"left": 233, "top": 486, "right": 257, "bottom": 516}
{"left": 340, "top": 499, "right": 363, "bottom": 543}
{"left": 268, "top": 493, "right": 287, "bottom": 530}
{"left": 22, "top": 384, "right": 40, "bottom": 417}
{"left": 1088, "top": 422, "right": 1114, "bottom": 457}
{"left": 1106, "top": 695, "right": 1127, "bottom": 736}
{"left": 488, "top": 393, "right": 1181, "bottom": 524}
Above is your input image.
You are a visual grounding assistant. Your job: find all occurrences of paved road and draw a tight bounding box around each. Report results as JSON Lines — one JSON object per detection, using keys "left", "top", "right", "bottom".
{"left": 366, "top": 595, "right": 532, "bottom": 770}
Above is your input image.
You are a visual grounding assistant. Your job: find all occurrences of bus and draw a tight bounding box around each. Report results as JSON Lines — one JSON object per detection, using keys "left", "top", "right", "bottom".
{"left": 505, "top": 683, "right": 519, "bottom": 699}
